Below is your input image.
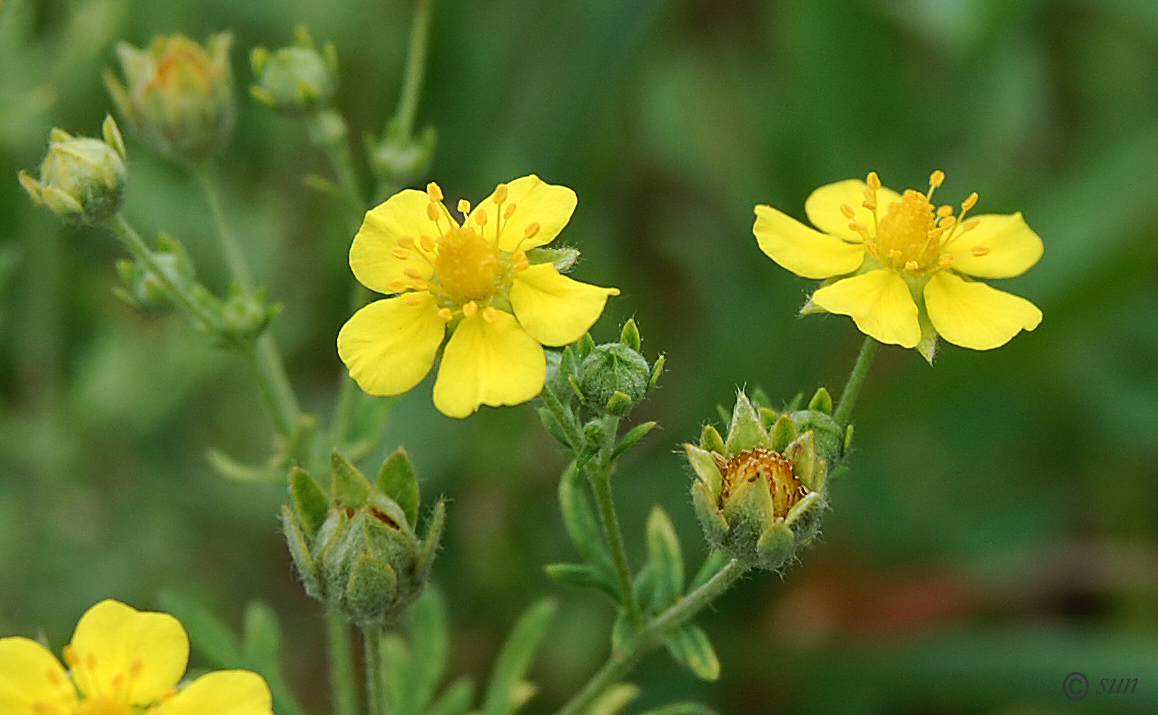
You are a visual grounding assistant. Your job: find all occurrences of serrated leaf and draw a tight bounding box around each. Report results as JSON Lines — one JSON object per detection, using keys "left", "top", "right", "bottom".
{"left": 646, "top": 507, "right": 684, "bottom": 611}
{"left": 157, "top": 593, "right": 241, "bottom": 667}
{"left": 409, "top": 587, "right": 450, "bottom": 715}
{"left": 242, "top": 601, "right": 281, "bottom": 669}
{"left": 377, "top": 447, "right": 420, "bottom": 527}
{"left": 543, "top": 563, "right": 619, "bottom": 600}
{"left": 663, "top": 625, "right": 720, "bottom": 681}
{"left": 481, "top": 599, "right": 557, "bottom": 715}
{"left": 426, "top": 677, "right": 474, "bottom": 715}
{"left": 588, "top": 683, "right": 640, "bottom": 715}
{"left": 689, "top": 550, "right": 731, "bottom": 593}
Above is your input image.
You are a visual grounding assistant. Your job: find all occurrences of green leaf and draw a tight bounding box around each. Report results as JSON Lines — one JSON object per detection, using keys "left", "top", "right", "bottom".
{"left": 290, "top": 466, "right": 329, "bottom": 536}
{"left": 557, "top": 463, "right": 618, "bottom": 590}
{"left": 663, "top": 625, "right": 720, "bottom": 681}
{"left": 242, "top": 601, "right": 281, "bottom": 670}
{"left": 480, "top": 599, "right": 557, "bottom": 715}
{"left": 157, "top": 593, "right": 241, "bottom": 667}
{"left": 377, "top": 447, "right": 420, "bottom": 527}
{"left": 589, "top": 682, "right": 640, "bottom": 715}
{"left": 610, "top": 421, "right": 657, "bottom": 461}
{"left": 646, "top": 506, "right": 684, "bottom": 611}
{"left": 206, "top": 447, "right": 281, "bottom": 482}
{"left": 409, "top": 587, "right": 450, "bottom": 715}
{"left": 689, "top": 550, "right": 731, "bottom": 592}
{"left": 380, "top": 633, "right": 412, "bottom": 715}
{"left": 426, "top": 678, "right": 474, "bottom": 715}
{"left": 543, "top": 563, "right": 619, "bottom": 600}
{"left": 610, "top": 611, "right": 634, "bottom": 659}
{"left": 636, "top": 703, "right": 715, "bottom": 715}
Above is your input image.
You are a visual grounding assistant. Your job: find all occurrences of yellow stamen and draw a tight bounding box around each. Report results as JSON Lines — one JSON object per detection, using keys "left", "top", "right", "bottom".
{"left": 862, "top": 200, "right": 876, "bottom": 211}
{"left": 63, "top": 645, "right": 78, "bottom": 666}
{"left": 866, "top": 171, "right": 881, "bottom": 191}
{"left": 938, "top": 254, "right": 954, "bottom": 267}
{"left": 457, "top": 199, "right": 471, "bottom": 216}
{"left": 937, "top": 216, "right": 957, "bottom": 229}
{"left": 397, "top": 236, "right": 415, "bottom": 249}
{"left": 157, "top": 687, "right": 178, "bottom": 702}
{"left": 929, "top": 170, "right": 945, "bottom": 188}
{"left": 962, "top": 192, "right": 978, "bottom": 211}
{"left": 524, "top": 222, "right": 540, "bottom": 239}
{"left": 863, "top": 188, "right": 875, "bottom": 204}
{"left": 386, "top": 280, "right": 406, "bottom": 294}
{"left": 840, "top": 204, "right": 856, "bottom": 219}
{"left": 504, "top": 202, "right": 517, "bottom": 219}
{"left": 406, "top": 295, "right": 425, "bottom": 306}
{"left": 928, "top": 227, "right": 944, "bottom": 241}
{"left": 463, "top": 301, "right": 478, "bottom": 317}
{"left": 404, "top": 268, "right": 422, "bottom": 279}
{"left": 963, "top": 218, "right": 980, "bottom": 231}
{"left": 904, "top": 260, "right": 919, "bottom": 271}
{"left": 482, "top": 306, "right": 498, "bottom": 324}
{"left": 888, "top": 248, "right": 902, "bottom": 261}
{"left": 433, "top": 226, "right": 501, "bottom": 301}
{"left": 410, "top": 278, "right": 429, "bottom": 291}
{"left": 426, "top": 182, "right": 444, "bottom": 202}
{"left": 474, "top": 208, "right": 487, "bottom": 226}
{"left": 420, "top": 235, "right": 436, "bottom": 253}
{"left": 971, "top": 246, "right": 990, "bottom": 256}
{"left": 493, "top": 183, "right": 508, "bottom": 204}
{"left": 848, "top": 221, "right": 871, "bottom": 241}
{"left": 426, "top": 203, "right": 439, "bottom": 222}
{"left": 391, "top": 247, "right": 410, "bottom": 260}
{"left": 437, "top": 307, "right": 453, "bottom": 321}
{"left": 936, "top": 205, "right": 954, "bottom": 217}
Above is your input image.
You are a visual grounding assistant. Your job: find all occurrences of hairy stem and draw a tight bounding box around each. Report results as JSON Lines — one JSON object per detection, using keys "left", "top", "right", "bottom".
{"left": 326, "top": 610, "right": 359, "bottom": 715}
{"left": 588, "top": 465, "right": 641, "bottom": 629}
{"left": 196, "top": 167, "right": 255, "bottom": 291}
{"left": 364, "top": 628, "right": 384, "bottom": 715}
{"left": 391, "top": 0, "right": 434, "bottom": 140}
{"left": 554, "top": 558, "right": 750, "bottom": 715}
{"left": 834, "top": 335, "right": 877, "bottom": 426}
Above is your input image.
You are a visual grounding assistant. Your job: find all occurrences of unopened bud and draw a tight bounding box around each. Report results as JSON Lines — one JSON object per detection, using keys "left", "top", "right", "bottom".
{"left": 20, "top": 117, "right": 128, "bottom": 224}
{"left": 250, "top": 29, "right": 338, "bottom": 115}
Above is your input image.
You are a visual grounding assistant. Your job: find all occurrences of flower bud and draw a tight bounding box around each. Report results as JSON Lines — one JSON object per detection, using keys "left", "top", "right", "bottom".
{"left": 577, "top": 340, "right": 651, "bottom": 417}
{"left": 19, "top": 117, "right": 128, "bottom": 224}
{"left": 105, "top": 33, "right": 235, "bottom": 164}
{"left": 282, "top": 450, "right": 445, "bottom": 628}
{"left": 685, "top": 392, "right": 826, "bottom": 571}
{"left": 368, "top": 123, "right": 437, "bottom": 188}
{"left": 250, "top": 27, "right": 338, "bottom": 115}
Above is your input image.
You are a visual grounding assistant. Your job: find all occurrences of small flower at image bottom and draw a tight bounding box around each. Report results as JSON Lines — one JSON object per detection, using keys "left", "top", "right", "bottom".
{"left": 753, "top": 171, "right": 1043, "bottom": 361}
{"left": 0, "top": 599, "right": 272, "bottom": 715}
{"left": 339, "top": 174, "right": 619, "bottom": 418}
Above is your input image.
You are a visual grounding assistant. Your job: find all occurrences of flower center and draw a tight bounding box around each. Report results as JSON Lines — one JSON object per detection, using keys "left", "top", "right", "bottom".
{"left": 74, "top": 699, "right": 131, "bottom": 715}
{"left": 433, "top": 225, "right": 501, "bottom": 302}
{"left": 717, "top": 447, "right": 808, "bottom": 519}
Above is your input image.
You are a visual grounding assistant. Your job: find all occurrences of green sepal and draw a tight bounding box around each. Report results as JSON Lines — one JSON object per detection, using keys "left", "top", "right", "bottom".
{"left": 419, "top": 499, "right": 447, "bottom": 577}
{"left": 769, "top": 412, "right": 797, "bottom": 453}
{"left": 755, "top": 522, "right": 795, "bottom": 571}
{"left": 427, "top": 678, "right": 475, "bottom": 715}
{"left": 663, "top": 624, "right": 720, "bottom": 681}
{"left": 290, "top": 467, "right": 329, "bottom": 536}
{"left": 577, "top": 333, "right": 595, "bottom": 359}
{"left": 646, "top": 506, "right": 684, "bottom": 611}
{"left": 568, "top": 374, "right": 585, "bottom": 401}
{"left": 620, "top": 318, "right": 642, "bottom": 351}
{"left": 723, "top": 392, "right": 770, "bottom": 456}
{"left": 345, "top": 553, "right": 399, "bottom": 626}
{"left": 789, "top": 409, "right": 844, "bottom": 465}
{"left": 758, "top": 406, "right": 778, "bottom": 431}
{"left": 377, "top": 447, "right": 420, "bottom": 527}
{"left": 844, "top": 423, "right": 855, "bottom": 453}
{"left": 750, "top": 386, "right": 772, "bottom": 409}
{"left": 689, "top": 549, "right": 731, "bottom": 592}
{"left": 808, "top": 387, "right": 833, "bottom": 414}
{"left": 784, "top": 491, "right": 821, "bottom": 527}
{"left": 611, "top": 420, "right": 656, "bottom": 460}
{"left": 605, "top": 390, "right": 633, "bottom": 416}
{"left": 543, "top": 563, "right": 619, "bottom": 600}
{"left": 281, "top": 506, "right": 321, "bottom": 598}
{"left": 525, "top": 246, "right": 579, "bottom": 272}
{"left": 331, "top": 451, "right": 371, "bottom": 508}
{"left": 648, "top": 354, "right": 665, "bottom": 391}
{"left": 783, "top": 431, "right": 818, "bottom": 492}
{"left": 684, "top": 443, "right": 722, "bottom": 497}
{"left": 480, "top": 599, "right": 557, "bottom": 715}
{"left": 588, "top": 683, "right": 640, "bottom": 715}
{"left": 699, "top": 424, "right": 725, "bottom": 454}
{"left": 691, "top": 481, "right": 728, "bottom": 547}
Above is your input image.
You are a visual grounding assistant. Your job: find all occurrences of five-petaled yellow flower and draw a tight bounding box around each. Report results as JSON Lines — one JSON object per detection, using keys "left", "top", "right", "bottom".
{"left": 338, "top": 175, "right": 619, "bottom": 418}
{"left": 0, "top": 599, "right": 272, "bottom": 715}
{"left": 754, "top": 171, "right": 1043, "bottom": 361}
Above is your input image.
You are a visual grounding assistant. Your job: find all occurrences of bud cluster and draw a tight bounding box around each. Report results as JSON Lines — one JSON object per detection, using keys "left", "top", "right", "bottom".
{"left": 282, "top": 449, "right": 445, "bottom": 629}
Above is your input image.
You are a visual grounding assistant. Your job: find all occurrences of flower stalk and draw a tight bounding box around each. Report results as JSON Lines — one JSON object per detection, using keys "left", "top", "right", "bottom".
{"left": 587, "top": 456, "right": 641, "bottom": 629}
{"left": 834, "top": 335, "right": 877, "bottom": 426}
{"left": 326, "top": 609, "right": 360, "bottom": 715}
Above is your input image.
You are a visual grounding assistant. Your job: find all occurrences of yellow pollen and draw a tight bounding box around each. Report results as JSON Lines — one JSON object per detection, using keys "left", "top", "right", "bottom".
{"left": 928, "top": 227, "right": 944, "bottom": 240}
{"left": 717, "top": 447, "right": 807, "bottom": 518}
{"left": 386, "top": 280, "right": 406, "bottom": 293}
{"left": 493, "top": 184, "right": 508, "bottom": 204}
{"left": 397, "top": 236, "right": 415, "bottom": 249}
{"left": 848, "top": 221, "right": 871, "bottom": 241}
{"left": 963, "top": 218, "right": 980, "bottom": 231}
{"left": 888, "top": 248, "right": 902, "bottom": 260}
{"left": 482, "top": 306, "right": 498, "bottom": 324}
{"left": 929, "top": 170, "right": 945, "bottom": 188}
{"left": 875, "top": 187, "right": 938, "bottom": 271}
{"left": 862, "top": 200, "right": 876, "bottom": 211}
{"left": 937, "top": 216, "right": 957, "bottom": 229}
{"left": 971, "top": 246, "right": 990, "bottom": 256}
{"left": 904, "top": 260, "right": 919, "bottom": 271}
{"left": 426, "top": 203, "right": 439, "bottom": 222}
{"left": 504, "top": 203, "right": 517, "bottom": 219}
{"left": 863, "top": 187, "right": 875, "bottom": 204}
{"left": 866, "top": 171, "right": 881, "bottom": 190}
{"left": 433, "top": 226, "right": 500, "bottom": 302}
{"left": 406, "top": 295, "right": 424, "bottom": 306}
{"left": 391, "top": 247, "right": 410, "bottom": 260}
{"left": 474, "top": 208, "right": 487, "bottom": 226}
{"left": 524, "top": 222, "right": 540, "bottom": 239}
{"left": 426, "top": 182, "right": 444, "bottom": 201}
{"left": 962, "top": 192, "right": 978, "bottom": 211}
{"left": 420, "top": 235, "right": 436, "bottom": 253}
{"left": 457, "top": 199, "right": 471, "bottom": 216}
{"left": 865, "top": 239, "right": 877, "bottom": 253}
{"left": 462, "top": 301, "right": 478, "bottom": 317}
{"left": 437, "top": 307, "right": 453, "bottom": 321}
{"left": 840, "top": 204, "right": 856, "bottom": 219}
{"left": 939, "top": 254, "right": 954, "bottom": 267}
{"left": 936, "top": 205, "right": 954, "bottom": 217}
{"left": 157, "top": 686, "right": 177, "bottom": 702}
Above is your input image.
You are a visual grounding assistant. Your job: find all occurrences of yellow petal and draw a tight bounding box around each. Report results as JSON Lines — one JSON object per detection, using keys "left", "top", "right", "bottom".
{"left": 940, "top": 212, "right": 1044, "bottom": 278}
{"left": 0, "top": 637, "right": 76, "bottom": 715}
{"left": 811, "top": 270, "right": 921, "bottom": 347}
{"left": 509, "top": 264, "right": 618, "bottom": 346}
{"left": 149, "top": 670, "right": 271, "bottom": 715}
{"left": 924, "top": 271, "right": 1042, "bottom": 350}
{"left": 753, "top": 205, "right": 865, "bottom": 279}
{"left": 350, "top": 189, "right": 442, "bottom": 294}
{"left": 337, "top": 293, "right": 445, "bottom": 397}
{"left": 432, "top": 310, "right": 546, "bottom": 418}
{"left": 471, "top": 175, "right": 577, "bottom": 253}
{"left": 804, "top": 179, "right": 903, "bottom": 242}
{"left": 69, "top": 599, "right": 187, "bottom": 705}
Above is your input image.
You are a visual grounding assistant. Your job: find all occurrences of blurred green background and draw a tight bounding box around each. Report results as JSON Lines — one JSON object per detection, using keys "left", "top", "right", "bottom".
{"left": 3, "top": 0, "right": 1158, "bottom": 713}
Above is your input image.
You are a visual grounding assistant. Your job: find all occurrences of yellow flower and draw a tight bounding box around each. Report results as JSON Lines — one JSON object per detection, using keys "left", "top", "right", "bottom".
{"left": 338, "top": 175, "right": 619, "bottom": 418}
{"left": 753, "top": 171, "right": 1044, "bottom": 361}
{"left": 0, "top": 599, "right": 272, "bottom": 715}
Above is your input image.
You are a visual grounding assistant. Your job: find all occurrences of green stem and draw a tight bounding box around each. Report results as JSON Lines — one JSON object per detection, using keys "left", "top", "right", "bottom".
{"left": 306, "top": 110, "right": 365, "bottom": 234}
{"left": 196, "top": 167, "right": 255, "bottom": 292}
{"left": 364, "top": 628, "right": 384, "bottom": 715}
{"left": 587, "top": 464, "right": 641, "bottom": 629}
{"left": 391, "top": 0, "right": 434, "bottom": 140}
{"left": 554, "top": 558, "right": 749, "bottom": 715}
{"left": 833, "top": 335, "right": 877, "bottom": 426}
{"left": 325, "top": 610, "right": 359, "bottom": 715}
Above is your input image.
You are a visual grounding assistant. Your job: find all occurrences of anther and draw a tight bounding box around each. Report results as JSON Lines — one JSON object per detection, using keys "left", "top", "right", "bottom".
{"left": 862, "top": 200, "right": 876, "bottom": 211}
{"left": 927, "top": 227, "right": 944, "bottom": 240}
{"left": 848, "top": 221, "right": 871, "bottom": 241}
{"left": 937, "top": 216, "right": 957, "bottom": 229}
{"left": 866, "top": 171, "right": 881, "bottom": 190}
{"left": 457, "top": 199, "right": 471, "bottom": 216}
{"left": 840, "top": 204, "right": 856, "bottom": 219}
{"left": 929, "top": 170, "right": 945, "bottom": 188}
{"left": 462, "top": 301, "right": 478, "bottom": 317}
{"left": 504, "top": 203, "right": 517, "bottom": 219}
{"left": 397, "top": 236, "right": 415, "bottom": 249}
{"left": 888, "top": 249, "right": 902, "bottom": 260}
{"left": 404, "top": 267, "right": 422, "bottom": 279}
{"left": 482, "top": 306, "right": 498, "bottom": 324}
{"left": 863, "top": 188, "right": 875, "bottom": 204}
{"left": 904, "top": 260, "right": 919, "bottom": 271}
{"left": 426, "top": 182, "right": 444, "bottom": 202}
{"left": 971, "top": 246, "right": 990, "bottom": 256}
{"left": 420, "top": 235, "right": 436, "bottom": 253}
{"left": 937, "top": 205, "right": 954, "bottom": 217}
{"left": 493, "top": 184, "right": 508, "bottom": 204}
{"left": 386, "top": 280, "right": 406, "bottom": 294}
{"left": 63, "top": 645, "right": 78, "bottom": 666}
{"left": 426, "top": 203, "right": 439, "bottom": 222}
{"left": 474, "top": 208, "right": 488, "bottom": 226}
{"left": 524, "top": 222, "right": 540, "bottom": 238}
{"left": 962, "top": 218, "right": 980, "bottom": 231}
{"left": 962, "top": 192, "right": 978, "bottom": 211}
{"left": 391, "top": 247, "right": 411, "bottom": 260}
{"left": 406, "top": 295, "right": 425, "bottom": 307}
{"left": 437, "top": 307, "right": 453, "bottom": 322}
{"left": 865, "top": 239, "right": 878, "bottom": 253}
{"left": 939, "top": 254, "right": 954, "bottom": 267}
{"left": 410, "top": 278, "right": 429, "bottom": 291}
